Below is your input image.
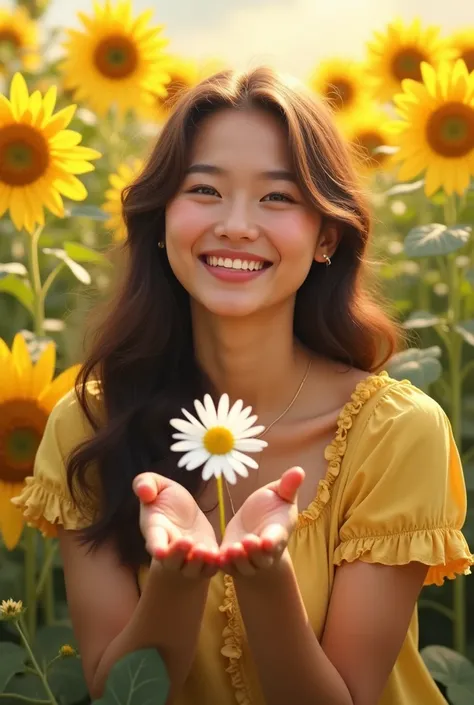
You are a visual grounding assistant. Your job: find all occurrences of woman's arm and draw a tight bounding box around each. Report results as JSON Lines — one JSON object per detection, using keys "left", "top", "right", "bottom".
{"left": 59, "top": 529, "right": 210, "bottom": 702}
{"left": 233, "top": 550, "right": 428, "bottom": 705}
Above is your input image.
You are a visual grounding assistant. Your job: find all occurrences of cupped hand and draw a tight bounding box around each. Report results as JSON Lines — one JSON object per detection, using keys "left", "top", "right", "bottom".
{"left": 219, "top": 467, "right": 305, "bottom": 578}
{"left": 133, "top": 472, "right": 220, "bottom": 579}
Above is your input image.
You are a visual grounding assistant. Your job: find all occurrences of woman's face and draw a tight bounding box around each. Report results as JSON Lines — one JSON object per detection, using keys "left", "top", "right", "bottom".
{"left": 165, "top": 108, "right": 323, "bottom": 318}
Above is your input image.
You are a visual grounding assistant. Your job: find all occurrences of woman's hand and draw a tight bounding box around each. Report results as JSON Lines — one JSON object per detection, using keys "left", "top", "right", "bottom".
{"left": 219, "top": 467, "right": 305, "bottom": 578}
{"left": 133, "top": 472, "right": 220, "bottom": 580}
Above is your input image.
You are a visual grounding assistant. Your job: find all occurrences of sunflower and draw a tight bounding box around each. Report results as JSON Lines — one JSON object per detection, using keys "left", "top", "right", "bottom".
{"left": 102, "top": 158, "right": 143, "bottom": 239}
{"left": 308, "top": 58, "right": 370, "bottom": 120}
{"left": 0, "top": 334, "right": 80, "bottom": 550}
{"left": 140, "top": 56, "right": 199, "bottom": 123}
{"left": 0, "top": 73, "right": 101, "bottom": 234}
{"left": 366, "top": 18, "right": 456, "bottom": 103}
{"left": 449, "top": 28, "right": 474, "bottom": 73}
{"left": 60, "top": 0, "right": 170, "bottom": 117}
{"left": 344, "top": 107, "right": 394, "bottom": 174}
{"left": 0, "top": 7, "right": 39, "bottom": 73}
{"left": 388, "top": 60, "right": 474, "bottom": 196}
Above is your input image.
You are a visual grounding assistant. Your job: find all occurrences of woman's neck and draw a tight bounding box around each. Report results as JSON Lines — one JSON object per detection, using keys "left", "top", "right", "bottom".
{"left": 191, "top": 301, "right": 310, "bottom": 419}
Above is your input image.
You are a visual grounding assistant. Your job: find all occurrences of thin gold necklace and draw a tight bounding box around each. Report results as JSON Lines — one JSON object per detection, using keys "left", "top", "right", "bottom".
{"left": 224, "top": 357, "right": 312, "bottom": 516}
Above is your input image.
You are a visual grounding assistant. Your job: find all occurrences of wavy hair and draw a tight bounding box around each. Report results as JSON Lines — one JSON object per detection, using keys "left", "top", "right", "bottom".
{"left": 67, "top": 67, "right": 400, "bottom": 569}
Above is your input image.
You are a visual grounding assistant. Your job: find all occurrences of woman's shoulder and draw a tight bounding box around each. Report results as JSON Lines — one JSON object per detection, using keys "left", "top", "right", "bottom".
{"left": 49, "top": 379, "right": 105, "bottom": 437}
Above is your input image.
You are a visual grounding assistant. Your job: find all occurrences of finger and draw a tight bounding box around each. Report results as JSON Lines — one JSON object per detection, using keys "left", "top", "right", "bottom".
{"left": 133, "top": 472, "right": 163, "bottom": 504}
{"left": 260, "top": 524, "right": 288, "bottom": 556}
{"left": 222, "top": 543, "right": 256, "bottom": 577}
{"left": 277, "top": 466, "right": 305, "bottom": 503}
{"left": 146, "top": 525, "right": 170, "bottom": 558}
{"left": 181, "top": 544, "right": 218, "bottom": 579}
{"left": 161, "top": 537, "right": 193, "bottom": 571}
{"left": 242, "top": 535, "right": 274, "bottom": 570}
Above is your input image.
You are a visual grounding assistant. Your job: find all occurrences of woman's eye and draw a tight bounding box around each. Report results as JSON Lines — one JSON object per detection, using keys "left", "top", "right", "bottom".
{"left": 262, "top": 192, "right": 295, "bottom": 203}
{"left": 188, "top": 185, "right": 219, "bottom": 196}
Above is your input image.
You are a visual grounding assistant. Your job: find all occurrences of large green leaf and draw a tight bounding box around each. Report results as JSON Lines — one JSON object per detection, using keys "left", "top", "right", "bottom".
{"left": 387, "top": 347, "right": 442, "bottom": 388}
{"left": 65, "top": 204, "right": 109, "bottom": 221}
{"left": 0, "top": 643, "right": 27, "bottom": 693}
{"left": 64, "top": 241, "right": 111, "bottom": 266}
{"left": 456, "top": 321, "right": 474, "bottom": 346}
{"left": 33, "top": 625, "right": 87, "bottom": 704}
{"left": 0, "top": 274, "right": 34, "bottom": 314}
{"left": 0, "top": 672, "right": 47, "bottom": 704}
{"left": 403, "top": 311, "right": 441, "bottom": 329}
{"left": 404, "top": 224, "right": 471, "bottom": 258}
{"left": 93, "top": 648, "right": 169, "bottom": 705}
{"left": 42, "top": 248, "right": 91, "bottom": 285}
{"left": 421, "top": 645, "right": 474, "bottom": 705}
{"left": 385, "top": 179, "right": 424, "bottom": 196}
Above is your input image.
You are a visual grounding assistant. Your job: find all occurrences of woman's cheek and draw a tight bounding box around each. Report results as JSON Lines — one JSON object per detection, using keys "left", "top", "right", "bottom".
{"left": 267, "top": 211, "right": 317, "bottom": 259}
{"left": 166, "top": 201, "right": 211, "bottom": 246}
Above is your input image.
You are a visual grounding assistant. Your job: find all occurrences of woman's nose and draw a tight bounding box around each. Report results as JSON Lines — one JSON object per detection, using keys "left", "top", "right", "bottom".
{"left": 217, "top": 198, "right": 259, "bottom": 241}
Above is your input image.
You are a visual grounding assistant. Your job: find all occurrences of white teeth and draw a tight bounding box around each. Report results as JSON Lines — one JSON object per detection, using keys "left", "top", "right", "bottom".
{"left": 205, "top": 256, "right": 266, "bottom": 271}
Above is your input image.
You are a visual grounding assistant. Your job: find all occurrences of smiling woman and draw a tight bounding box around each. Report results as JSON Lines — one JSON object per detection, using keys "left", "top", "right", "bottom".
{"left": 12, "top": 66, "right": 472, "bottom": 705}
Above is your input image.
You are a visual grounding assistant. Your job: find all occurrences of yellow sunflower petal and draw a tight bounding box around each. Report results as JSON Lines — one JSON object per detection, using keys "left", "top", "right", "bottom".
{"left": 54, "top": 173, "right": 88, "bottom": 201}
{"left": 10, "top": 73, "right": 29, "bottom": 121}
{"left": 38, "top": 364, "right": 81, "bottom": 413}
{"left": 0, "top": 483, "right": 25, "bottom": 550}
{"left": 11, "top": 333, "right": 33, "bottom": 397}
{"left": 31, "top": 342, "right": 56, "bottom": 398}
{"left": 42, "top": 105, "right": 77, "bottom": 139}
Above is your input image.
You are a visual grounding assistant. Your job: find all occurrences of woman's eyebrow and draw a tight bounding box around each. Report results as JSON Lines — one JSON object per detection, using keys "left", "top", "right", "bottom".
{"left": 185, "top": 163, "right": 297, "bottom": 182}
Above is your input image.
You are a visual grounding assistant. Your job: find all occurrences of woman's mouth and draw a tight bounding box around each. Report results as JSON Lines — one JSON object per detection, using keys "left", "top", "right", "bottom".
{"left": 199, "top": 254, "right": 273, "bottom": 282}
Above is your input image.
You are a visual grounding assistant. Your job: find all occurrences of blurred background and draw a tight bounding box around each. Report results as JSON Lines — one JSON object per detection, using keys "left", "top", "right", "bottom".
{"left": 0, "top": 1, "right": 473, "bottom": 703}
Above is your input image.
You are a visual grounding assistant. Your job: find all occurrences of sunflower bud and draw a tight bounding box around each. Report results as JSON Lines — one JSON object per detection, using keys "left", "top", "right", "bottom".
{"left": 0, "top": 599, "right": 24, "bottom": 621}
{"left": 58, "top": 644, "right": 77, "bottom": 658}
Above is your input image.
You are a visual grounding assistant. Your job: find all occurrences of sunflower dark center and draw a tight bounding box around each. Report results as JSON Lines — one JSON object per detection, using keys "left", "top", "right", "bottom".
{"left": 94, "top": 35, "right": 138, "bottom": 79}
{"left": 0, "top": 399, "right": 46, "bottom": 482}
{"left": 325, "top": 79, "right": 354, "bottom": 109}
{"left": 392, "top": 47, "right": 426, "bottom": 82}
{"left": 0, "top": 124, "right": 49, "bottom": 186}
{"left": 426, "top": 102, "right": 474, "bottom": 158}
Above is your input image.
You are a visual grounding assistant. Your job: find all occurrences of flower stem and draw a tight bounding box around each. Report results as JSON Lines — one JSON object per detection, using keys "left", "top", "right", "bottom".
{"left": 216, "top": 476, "right": 226, "bottom": 540}
{"left": 15, "top": 619, "right": 59, "bottom": 705}
{"left": 26, "top": 227, "right": 44, "bottom": 337}
{"left": 24, "top": 526, "right": 37, "bottom": 641}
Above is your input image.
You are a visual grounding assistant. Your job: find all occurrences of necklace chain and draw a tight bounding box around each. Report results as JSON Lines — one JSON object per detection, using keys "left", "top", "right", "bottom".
{"left": 223, "top": 357, "right": 312, "bottom": 518}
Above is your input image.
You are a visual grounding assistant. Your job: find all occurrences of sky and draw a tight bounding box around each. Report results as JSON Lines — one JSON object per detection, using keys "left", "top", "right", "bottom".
{"left": 25, "top": 0, "right": 474, "bottom": 79}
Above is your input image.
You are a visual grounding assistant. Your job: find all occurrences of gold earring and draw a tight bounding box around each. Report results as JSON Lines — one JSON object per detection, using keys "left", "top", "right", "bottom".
{"left": 323, "top": 253, "right": 331, "bottom": 266}
{"left": 158, "top": 240, "right": 165, "bottom": 249}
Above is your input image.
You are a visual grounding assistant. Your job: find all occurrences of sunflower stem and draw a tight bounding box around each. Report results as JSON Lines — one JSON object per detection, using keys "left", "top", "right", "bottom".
{"left": 15, "top": 617, "right": 59, "bottom": 705}
{"left": 216, "top": 476, "right": 226, "bottom": 540}
{"left": 24, "top": 526, "right": 38, "bottom": 641}
{"left": 40, "top": 540, "right": 56, "bottom": 626}
{"left": 27, "top": 227, "right": 45, "bottom": 337}
{"left": 444, "top": 193, "right": 466, "bottom": 655}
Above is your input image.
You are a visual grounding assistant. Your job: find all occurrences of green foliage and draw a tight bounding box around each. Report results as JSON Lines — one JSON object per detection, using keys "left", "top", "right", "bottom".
{"left": 404, "top": 223, "right": 472, "bottom": 258}
{"left": 422, "top": 645, "right": 474, "bottom": 705}
{"left": 92, "top": 649, "right": 169, "bottom": 705}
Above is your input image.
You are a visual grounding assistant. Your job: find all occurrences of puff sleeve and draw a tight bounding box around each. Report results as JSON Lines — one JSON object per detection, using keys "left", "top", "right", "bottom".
{"left": 333, "top": 383, "right": 473, "bottom": 586}
{"left": 11, "top": 386, "right": 100, "bottom": 537}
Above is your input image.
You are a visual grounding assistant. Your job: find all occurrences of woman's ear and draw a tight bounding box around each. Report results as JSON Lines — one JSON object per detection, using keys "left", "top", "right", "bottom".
{"left": 314, "top": 222, "right": 340, "bottom": 264}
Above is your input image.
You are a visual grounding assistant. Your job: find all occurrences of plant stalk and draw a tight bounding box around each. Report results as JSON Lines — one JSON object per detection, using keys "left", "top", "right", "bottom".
{"left": 15, "top": 619, "right": 59, "bottom": 705}
{"left": 216, "top": 476, "right": 226, "bottom": 541}
{"left": 24, "top": 527, "right": 37, "bottom": 641}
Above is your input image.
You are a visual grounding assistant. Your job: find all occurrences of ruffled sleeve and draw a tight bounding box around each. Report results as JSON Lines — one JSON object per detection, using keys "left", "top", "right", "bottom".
{"left": 11, "top": 385, "right": 101, "bottom": 537}
{"left": 333, "top": 382, "right": 473, "bottom": 586}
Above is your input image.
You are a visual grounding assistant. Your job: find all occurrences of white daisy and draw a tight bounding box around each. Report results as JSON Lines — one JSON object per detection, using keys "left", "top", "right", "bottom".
{"left": 170, "top": 393, "right": 268, "bottom": 486}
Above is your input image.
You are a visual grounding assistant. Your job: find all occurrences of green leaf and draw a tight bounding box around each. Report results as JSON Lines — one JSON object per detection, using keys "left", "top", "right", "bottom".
{"left": 465, "top": 269, "right": 474, "bottom": 287}
{"left": 0, "top": 672, "right": 47, "bottom": 704}
{"left": 93, "top": 648, "right": 169, "bottom": 705}
{"left": 64, "top": 241, "right": 110, "bottom": 266}
{"left": 0, "top": 262, "right": 28, "bottom": 276}
{"left": 456, "top": 321, "right": 474, "bottom": 346}
{"left": 421, "top": 645, "right": 474, "bottom": 705}
{"left": 387, "top": 347, "right": 443, "bottom": 388}
{"left": 404, "top": 224, "right": 471, "bottom": 258}
{"left": 42, "top": 248, "right": 91, "bottom": 285}
{"left": 0, "top": 643, "right": 27, "bottom": 693}
{"left": 65, "top": 204, "right": 109, "bottom": 221}
{"left": 386, "top": 179, "right": 424, "bottom": 196}
{"left": 403, "top": 311, "right": 441, "bottom": 329}
{"left": 0, "top": 274, "right": 34, "bottom": 314}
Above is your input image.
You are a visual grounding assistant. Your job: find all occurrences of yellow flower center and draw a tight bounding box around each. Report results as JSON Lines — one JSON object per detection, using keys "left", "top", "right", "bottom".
{"left": 94, "top": 35, "right": 138, "bottom": 79}
{"left": 0, "top": 400, "right": 46, "bottom": 482}
{"left": 203, "top": 427, "right": 234, "bottom": 455}
{"left": 324, "top": 79, "right": 354, "bottom": 109}
{"left": 461, "top": 48, "right": 474, "bottom": 73}
{"left": 59, "top": 644, "right": 76, "bottom": 657}
{"left": 0, "top": 124, "right": 49, "bottom": 186}
{"left": 392, "top": 47, "right": 426, "bottom": 82}
{"left": 356, "top": 130, "right": 386, "bottom": 167}
{"left": 426, "top": 102, "right": 474, "bottom": 158}
{"left": 0, "top": 29, "right": 21, "bottom": 60}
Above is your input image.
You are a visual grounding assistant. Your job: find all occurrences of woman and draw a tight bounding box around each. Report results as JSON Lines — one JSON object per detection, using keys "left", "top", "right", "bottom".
{"left": 13, "top": 67, "right": 473, "bottom": 705}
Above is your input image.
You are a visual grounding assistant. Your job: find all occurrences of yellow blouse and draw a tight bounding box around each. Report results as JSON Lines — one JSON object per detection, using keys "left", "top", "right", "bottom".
{"left": 12, "top": 372, "right": 474, "bottom": 705}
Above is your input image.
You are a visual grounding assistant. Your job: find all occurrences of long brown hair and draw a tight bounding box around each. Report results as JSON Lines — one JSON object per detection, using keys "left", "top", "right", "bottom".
{"left": 68, "top": 67, "right": 400, "bottom": 569}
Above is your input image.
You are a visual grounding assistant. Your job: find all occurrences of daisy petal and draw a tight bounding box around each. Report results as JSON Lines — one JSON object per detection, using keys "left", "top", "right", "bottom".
{"left": 235, "top": 425, "right": 266, "bottom": 439}
{"left": 217, "top": 393, "right": 230, "bottom": 424}
{"left": 178, "top": 448, "right": 210, "bottom": 470}
{"left": 203, "top": 394, "right": 218, "bottom": 426}
{"left": 172, "top": 432, "right": 196, "bottom": 440}
{"left": 233, "top": 414, "right": 259, "bottom": 433}
{"left": 170, "top": 418, "right": 203, "bottom": 436}
{"left": 234, "top": 438, "right": 268, "bottom": 452}
{"left": 170, "top": 440, "right": 203, "bottom": 452}
{"left": 231, "top": 449, "right": 259, "bottom": 469}
{"left": 202, "top": 455, "right": 220, "bottom": 481}
{"left": 182, "top": 407, "right": 206, "bottom": 430}
{"left": 222, "top": 462, "right": 237, "bottom": 485}
{"left": 194, "top": 398, "right": 211, "bottom": 427}
{"left": 227, "top": 454, "right": 250, "bottom": 478}
{"left": 227, "top": 398, "right": 244, "bottom": 425}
